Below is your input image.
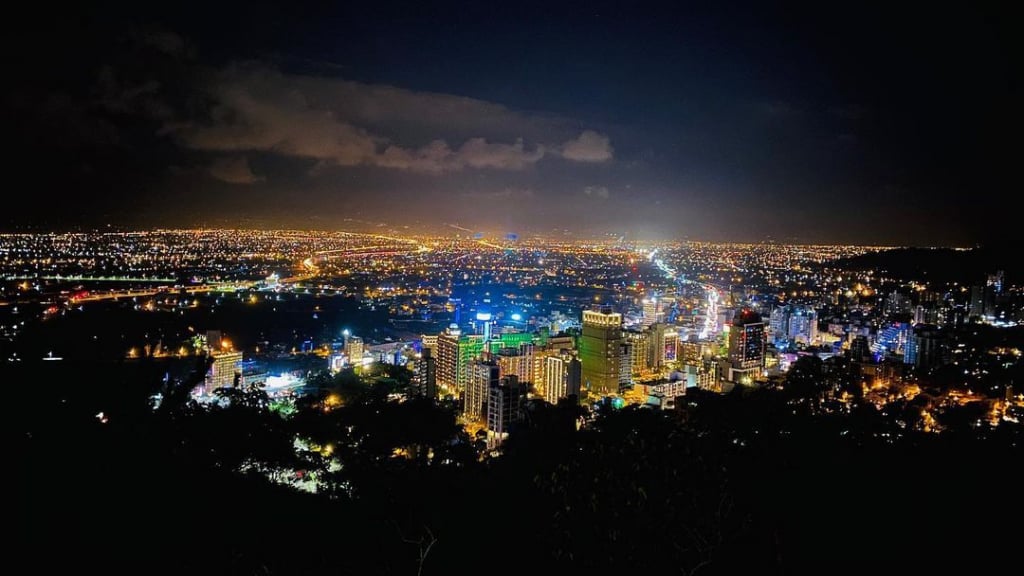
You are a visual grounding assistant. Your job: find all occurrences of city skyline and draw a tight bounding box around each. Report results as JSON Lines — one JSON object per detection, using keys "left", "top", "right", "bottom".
{"left": 5, "top": 2, "right": 1016, "bottom": 245}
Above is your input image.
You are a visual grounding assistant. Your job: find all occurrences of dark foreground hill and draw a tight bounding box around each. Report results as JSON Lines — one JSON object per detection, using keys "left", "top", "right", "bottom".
{"left": 14, "top": 359, "right": 1023, "bottom": 575}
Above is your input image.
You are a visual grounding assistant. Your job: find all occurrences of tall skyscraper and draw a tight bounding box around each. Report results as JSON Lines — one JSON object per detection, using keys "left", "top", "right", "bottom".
{"left": 205, "top": 350, "right": 243, "bottom": 394}
{"left": 495, "top": 343, "right": 535, "bottom": 384}
{"left": 622, "top": 329, "right": 649, "bottom": 378}
{"left": 769, "top": 306, "right": 790, "bottom": 341}
{"left": 412, "top": 348, "right": 437, "bottom": 399}
{"left": 345, "top": 336, "right": 364, "bottom": 366}
{"left": 787, "top": 307, "right": 818, "bottom": 344}
{"left": 727, "top": 310, "right": 765, "bottom": 383}
{"left": 642, "top": 297, "right": 663, "bottom": 327}
{"left": 969, "top": 285, "right": 985, "bottom": 319}
{"left": 987, "top": 270, "right": 1004, "bottom": 295}
{"left": 465, "top": 359, "right": 499, "bottom": 421}
{"left": 913, "top": 325, "right": 949, "bottom": 372}
{"left": 619, "top": 342, "right": 633, "bottom": 390}
{"left": 662, "top": 328, "right": 678, "bottom": 363}
{"left": 487, "top": 375, "right": 523, "bottom": 445}
{"left": 579, "top": 308, "right": 623, "bottom": 396}
{"left": 848, "top": 334, "right": 871, "bottom": 362}
{"left": 647, "top": 322, "right": 668, "bottom": 371}
{"left": 435, "top": 325, "right": 486, "bottom": 396}
{"left": 543, "top": 353, "right": 581, "bottom": 404}
{"left": 436, "top": 325, "right": 461, "bottom": 393}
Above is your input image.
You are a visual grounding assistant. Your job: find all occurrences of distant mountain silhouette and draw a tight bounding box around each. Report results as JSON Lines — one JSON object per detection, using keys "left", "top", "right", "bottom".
{"left": 831, "top": 245, "right": 1017, "bottom": 285}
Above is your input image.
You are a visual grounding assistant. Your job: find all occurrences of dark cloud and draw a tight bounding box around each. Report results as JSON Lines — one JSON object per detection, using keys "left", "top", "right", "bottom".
{"left": 208, "top": 155, "right": 263, "bottom": 184}
{"left": 139, "top": 30, "right": 193, "bottom": 58}
{"left": 167, "top": 65, "right": 604, "bottom": 174}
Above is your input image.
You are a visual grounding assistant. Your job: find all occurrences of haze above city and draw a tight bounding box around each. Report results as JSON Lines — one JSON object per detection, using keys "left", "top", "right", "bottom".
{"left": 5, "top": 1, "right": 1015, "bottom": 246}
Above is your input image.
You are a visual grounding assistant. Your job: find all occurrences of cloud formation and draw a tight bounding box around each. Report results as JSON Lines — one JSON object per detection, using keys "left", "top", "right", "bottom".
{"left": 377, "top": 138, "right": 544, "bottom": 173}
{"left": 561, "top": 130, "right": 613, "bottom": 162}
{"left": 584, "top": 185, "right": 610, "bottom": 199}
{"left": 171, "top": 65, "right": 606, "bottom": 173}
{"left": 208, "top": 155, "right": 263, "bottom": 184}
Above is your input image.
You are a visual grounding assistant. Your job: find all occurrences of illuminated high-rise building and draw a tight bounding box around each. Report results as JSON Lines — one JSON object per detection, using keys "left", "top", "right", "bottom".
{"left": 769, "top": 305, "right": 790, "bottom": 341}
{"left": 662, "top": 328, "right": 678, "bottom": 363}
{"left": 412, "top": 348, "right": 437, "bottom": 399}
{"left": 622, "top": 329, "right": 649, "bottom": 377}
{"left": 987, "top": 270, "right": 1004, "bottom": 295}
{"left": 727, "top": 310, "right": 765, "bottom": 384}
{"left": 487, "top": 375, "right": 523, "bottom": 446}
{"left": 205, "top": 350, "right": 243, "bottom": 394}
{"left": 580, "top": 308, "right": 623, "bottom": 396}
{"left": 619, "top": 342, "right": 633, "bottom": 390}
{"left": 969, "top": 285, "right": 985, "bottom": 319}
{"left": 496, "top": 343, "right": 534, "bottom": 384}
{"left": 465, "top": 359, "right": 499, "bottom": 421}
{"left": 679, "top": 338, "right": 712, "bottom": 364}
{"left": 700, "top": 289, "right": 719, "bottom": 339}
{"left": 787, "top": 308, "right": 818, "bottom": 344}
{"left": 642, "top": 297, "right": 663, "bottom": 327}
{"left": 345, "top": 336, "right": 364, "bottom": 366}
{"left": 647, "top": 322, "right": 668, "bottom": 371}
{"left": 913, "top": 325, "right": 950, "bottom": 372}
{"left": 543, "top": 353, "right": 581, "bottom": 404}
{"left": 436, "top": 325, "right": 461, "bottom": 393}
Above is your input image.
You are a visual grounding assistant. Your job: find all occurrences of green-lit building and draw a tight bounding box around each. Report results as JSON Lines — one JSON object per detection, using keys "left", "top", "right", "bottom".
{"left": 579, "top": 308, "right": 623, "bottom": 396}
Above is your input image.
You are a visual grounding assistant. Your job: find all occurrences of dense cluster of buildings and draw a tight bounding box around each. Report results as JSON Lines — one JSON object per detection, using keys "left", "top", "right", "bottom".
{"left": 3, "top": 229, "right": 1021, "bottom": 438}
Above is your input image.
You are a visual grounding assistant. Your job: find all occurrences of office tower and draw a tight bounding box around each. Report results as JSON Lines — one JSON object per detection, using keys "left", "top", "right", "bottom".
{"left": 436, "top": 325, "right": 461, "bottom": 393}
{"left": 642, "top": 297, "right": 663, "bottom": 327}
{"left": 700, "top": 289, "right": 720, "bottom": 339}
{"left": 487, "top": 375, "right": 524, "bottom": 447}
{"left": 885, "top": 291, "right": 910, "bottom": 316}
{"left": 727, "top": 310, "right": 765, "bottom": 383}
{"left": 205, "top": 350, "right": 243, "bottom": 394}
{"left": 345, "top": 336, "right": 364, "bottom": 366}
{"left": 987, "top": 270, "right": 1004, "bottom": 295}
{"left": 662, "top": 328, "right": 678, "bottom": 363}
{"left": 647, "top": 322, "right": 667, "bottom": 371}
{"left": 623, "top": 328, "right": 649, "bottom": 377}
{"left": 543, "top": 353, "right": 581, "bottom": 404}
{"left": 465, "top": 359, "right": 499, "bottom": 420}
{"left": 969, "top": 285, "right": 985, "bottom": 319}
{"left": 496, "top": 343, "right": 534, "bottom": 384}
{"left": 849, "top": 335, "right": 871, "bottom": 362}
{"left": 412, "top": 348, "right": 437, "bottom": 398}
{"left": 872, "top": 322, "right": 911, "bottom": 359}
{"left": 787, "top": 307, "right": 818, "bottom": 344}
{"left": 619, "top": 342, "right": 634, "bottom": 390}
{"left": 769, "top": 305, "right": 790, "bottom": 341}
{"left": 913, "top": 325, "right": 949, "bottom": 372}
{"left": 680, "top": 339, "right": 715, "bottom": 366}
{"left": 580, "top": 308, "right": 623, "bottom": 396}
{"left": 903, "top": 334, "right": 918, "bottom": 365}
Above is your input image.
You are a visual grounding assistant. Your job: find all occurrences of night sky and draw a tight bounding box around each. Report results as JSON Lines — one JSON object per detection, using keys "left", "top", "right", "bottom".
{"left": 4, "top": 1, "right": 1016, "bottom": 245}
